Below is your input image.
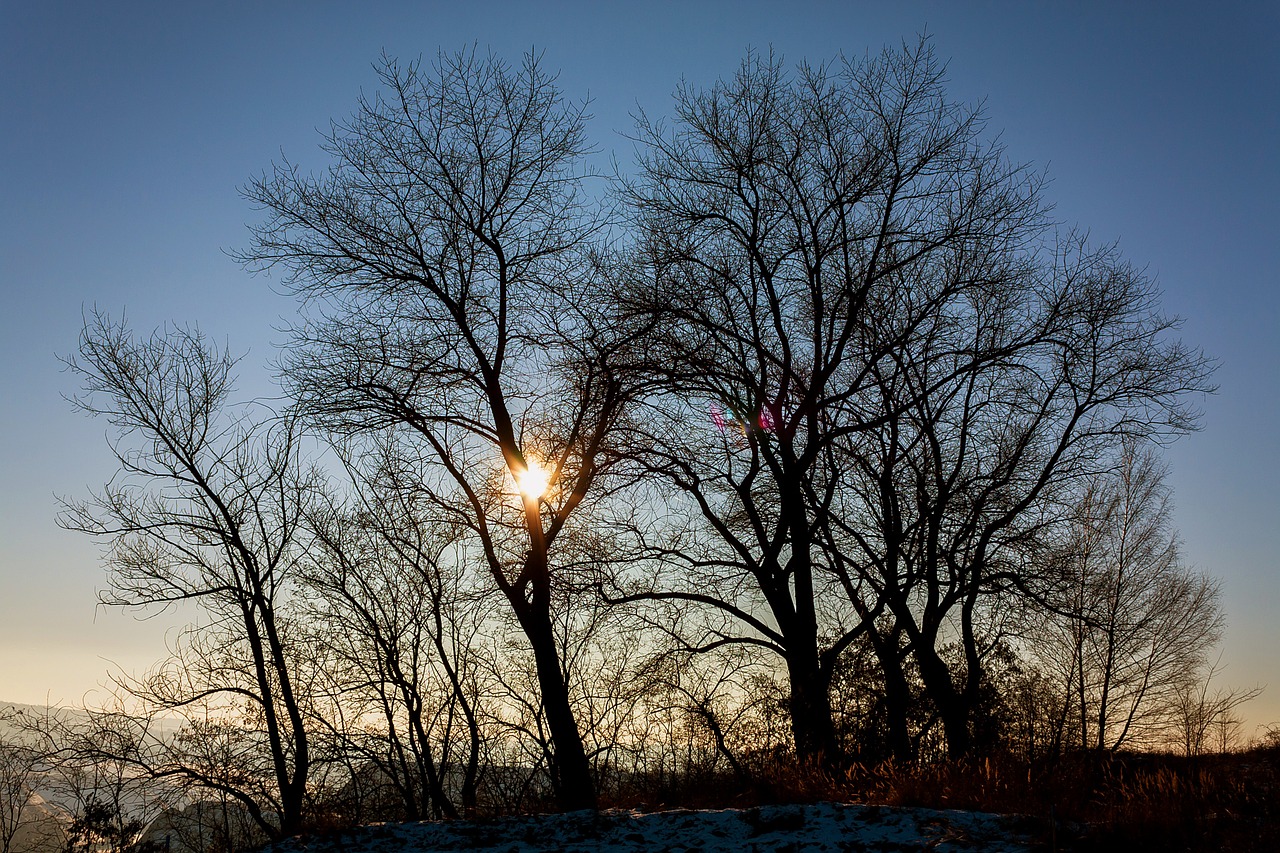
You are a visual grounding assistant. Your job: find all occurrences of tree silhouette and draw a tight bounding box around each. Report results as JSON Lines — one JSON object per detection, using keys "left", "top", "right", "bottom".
{"left": 239, "top": 50, "right": 647, "bottom": 810}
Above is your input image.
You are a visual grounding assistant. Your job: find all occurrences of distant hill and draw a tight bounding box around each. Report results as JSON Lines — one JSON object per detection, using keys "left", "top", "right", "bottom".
{"left": 1, "top": 700, "right": 186, "bottom": 823}
{"left": 0, "top": 700, "right": 84, "bottom": 743}
{"left": 0, "top": 699, "right": 184, "bottom": 743}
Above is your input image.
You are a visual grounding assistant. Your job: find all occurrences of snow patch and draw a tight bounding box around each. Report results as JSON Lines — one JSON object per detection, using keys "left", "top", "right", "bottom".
{"left": 267, "top": 802, "right": 1037, "bottom": 852}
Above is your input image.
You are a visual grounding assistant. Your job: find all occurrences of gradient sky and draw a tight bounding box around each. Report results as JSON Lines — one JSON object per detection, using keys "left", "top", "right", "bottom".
{"left": 2, "top": 1, "right": 1277, "bottom": 733}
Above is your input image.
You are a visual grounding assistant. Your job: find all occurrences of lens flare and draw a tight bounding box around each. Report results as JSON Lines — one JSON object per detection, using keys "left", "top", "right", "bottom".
{"left": 514, "top": 457, "right": 551, "bottom": 500}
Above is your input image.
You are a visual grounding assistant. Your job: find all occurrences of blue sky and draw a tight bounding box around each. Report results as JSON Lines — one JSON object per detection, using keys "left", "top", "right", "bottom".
{"left": 2, "top": 1, "right": 1277, "bottom": 731}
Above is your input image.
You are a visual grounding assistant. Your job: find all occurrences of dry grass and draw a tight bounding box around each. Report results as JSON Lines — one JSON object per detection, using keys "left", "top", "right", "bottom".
{"left": 835, "top": 748, "right": 1280, "bottom": 851}
{"left": 1080, "top": 751, "right": 1280, "bottom": 851}
{"left": 361, "top": 746, "right": 1280, "bottom": 851}
{"left": 606, "top": 746, "right": 1280, "bottom": 851}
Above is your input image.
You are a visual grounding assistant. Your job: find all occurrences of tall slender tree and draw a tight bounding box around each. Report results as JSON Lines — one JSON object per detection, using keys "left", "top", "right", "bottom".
{"left": 1033, "top": 441, "right": 1223, "bottom": 752}
{"left": 59, "top": 312, "right": 316, "bottom": 837}
{"left": 240, "top": 50, "right": 644, "bottom": 809}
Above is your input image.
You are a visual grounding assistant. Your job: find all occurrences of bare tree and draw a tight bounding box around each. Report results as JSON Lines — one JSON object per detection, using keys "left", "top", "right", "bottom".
{"left": 59, "top": 312, "right": 317, "bottom": 837}
{"left": 239, "top": 50, "right": 647, "bottom": 810}
{"left": 825, "top": 232, "right": 1215, "bottom": 758}
{"left": 0, "top": 720, "right": 43, "bottom": 853}
{"left": 616, "top": 40, "right": 1048, "bottom": 767}
{"left": 1031, "top": 442, "right": 1225, "bottom": 752}
{"left": 299, "top": 444, "right": 488, "bottom": 819}
{"left": 617, "top": 38, "right": 1216, "bottom": 764}
{"left": 1173, "top": 658, "right": 1263, "bottom": 757}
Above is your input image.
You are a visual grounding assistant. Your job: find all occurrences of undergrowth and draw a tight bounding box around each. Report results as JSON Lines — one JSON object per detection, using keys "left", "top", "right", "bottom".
{"left": 590, "top": 745, "right": 1280, "bottom": 851}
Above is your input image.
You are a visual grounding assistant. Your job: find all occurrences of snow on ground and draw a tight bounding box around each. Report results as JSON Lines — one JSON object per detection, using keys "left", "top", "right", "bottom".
{"left": 267, "top": 802, "right": 1039, "bottom": 852}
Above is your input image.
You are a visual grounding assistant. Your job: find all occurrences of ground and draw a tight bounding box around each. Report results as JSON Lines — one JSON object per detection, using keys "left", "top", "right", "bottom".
{"left": 266, "top": 802, "right": 1040, "bottom": 853}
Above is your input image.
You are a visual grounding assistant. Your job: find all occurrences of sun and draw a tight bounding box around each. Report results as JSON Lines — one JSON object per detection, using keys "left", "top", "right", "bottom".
{"left": 514, "top": 456, "right": 551, "bottom": 500}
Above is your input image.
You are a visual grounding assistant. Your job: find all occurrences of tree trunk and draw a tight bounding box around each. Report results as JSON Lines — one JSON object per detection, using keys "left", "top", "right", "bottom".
{"left": 786, "top": 651, "right": 839, "bottom": 770}
{"left": 914, "top": 642, "right": 972, "bottom": 759}
{"left": 868, "top": 628, "right": 915, "bottom": 763}
{"left": 519, "top": 606, "right": 597, "bottom": 810}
